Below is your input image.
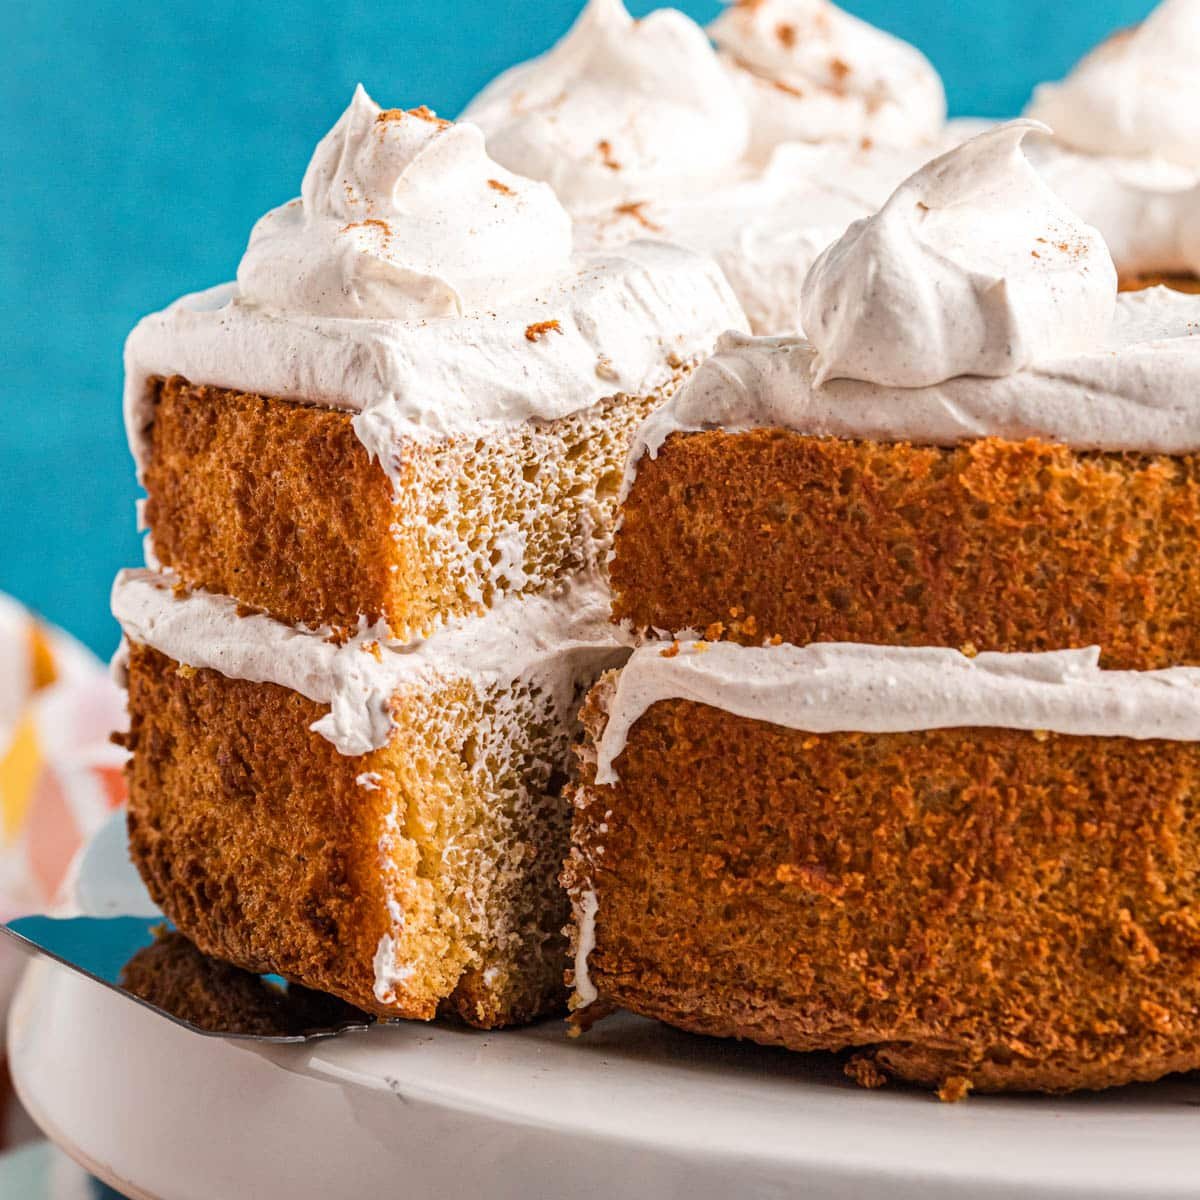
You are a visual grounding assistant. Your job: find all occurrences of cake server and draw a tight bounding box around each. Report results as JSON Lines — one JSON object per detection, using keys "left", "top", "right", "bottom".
{"left": 1, "top": 914, "right": 377, "bottom": 1043}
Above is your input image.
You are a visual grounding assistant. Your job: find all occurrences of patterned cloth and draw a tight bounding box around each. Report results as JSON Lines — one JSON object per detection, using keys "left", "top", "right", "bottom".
{"left": 0, "top": 595, "right": 127, "bottom": 1148}
{"left": 0, "top": 595, "right": 127, "bottom": 921}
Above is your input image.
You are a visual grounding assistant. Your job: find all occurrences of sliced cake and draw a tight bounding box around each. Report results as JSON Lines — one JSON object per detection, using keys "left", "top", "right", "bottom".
{"left": 125, "top": 86, "right": 745, "bottom": 638}
{"left": 116, "top": 86, "right": 743, "bottom": 1028}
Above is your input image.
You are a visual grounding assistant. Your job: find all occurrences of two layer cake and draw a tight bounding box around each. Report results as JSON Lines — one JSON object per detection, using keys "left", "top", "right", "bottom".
{"left": 115, "top": 86, "right": 745, "bottom": 1027}
{"left": 569, "top": 123, "right": 1200, "bottom": 1094}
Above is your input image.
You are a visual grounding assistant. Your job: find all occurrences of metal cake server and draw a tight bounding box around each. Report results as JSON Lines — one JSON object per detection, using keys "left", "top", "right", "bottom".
{"left": 2, "top": 915, "right": 377, "bottom": 1043}
{"left": 2, "top": 813, "right": 377, "bottom": 1043}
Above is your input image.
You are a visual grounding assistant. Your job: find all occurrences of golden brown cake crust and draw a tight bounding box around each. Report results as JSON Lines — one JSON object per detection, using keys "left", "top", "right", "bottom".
{"left": 144, "top": 375, "right": 666, "bottom": 637}
{"left": 612, "top": 431, "right": 1200, "bottom": 669}
{"left": 570, "top": 687, "right": 1200, "bottom": 1094}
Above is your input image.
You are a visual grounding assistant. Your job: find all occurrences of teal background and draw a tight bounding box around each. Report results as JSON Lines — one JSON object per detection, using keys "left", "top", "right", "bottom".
{"left": 1, "top": 0, "right": 1155, "bottom": 653}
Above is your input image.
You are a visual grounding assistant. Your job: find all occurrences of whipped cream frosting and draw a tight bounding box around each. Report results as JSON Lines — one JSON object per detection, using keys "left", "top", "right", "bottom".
{"left": 124, "top": 88, "right": 746, "bottom": 487}
{"left": 1027, "top": 141, "right": 1200, "bottom": 280}
{"left": 238, "top": 85, "right": 572, "bottom": 320}
{"left": 1024, "top": 1, "right": 1200, "bottom": 279}
{"left": 1026, "top": 0, "right": 1200, "bottom": 168}
{"left": 802, "top": 122, "right": 1117, "bottom": 388}
{"left": 710, "top": 0, "right": 945, "bottom": 164}
{"left": 594, "top": 641, "right": 1200, "bottom": 785}
{"left": 578, "top": 139, "right": 931, "bottom": 335}
{"left": 461, "top": 0, "right": 749, "bottom": 210}
{"left": 628, "top": 288, "right": 1200, "bottom": 485}
{"left": 112, "top": 568, "right": 629, "bottom": 758}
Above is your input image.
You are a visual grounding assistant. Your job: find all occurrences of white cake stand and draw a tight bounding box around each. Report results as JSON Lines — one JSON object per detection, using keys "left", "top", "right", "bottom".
{"left": 9, "top": 813, "right": 1200, "bottom": 1200}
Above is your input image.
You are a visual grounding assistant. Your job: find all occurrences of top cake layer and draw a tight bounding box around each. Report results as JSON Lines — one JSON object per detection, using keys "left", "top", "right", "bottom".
{"left": 610, "top": 124, "right": 1200, "bottom": 666}
{"left": 124, "top": 86, "right": 745, "bottom": 635}
{"left": 124, "top": 86, "right": 745, "bottom": 488}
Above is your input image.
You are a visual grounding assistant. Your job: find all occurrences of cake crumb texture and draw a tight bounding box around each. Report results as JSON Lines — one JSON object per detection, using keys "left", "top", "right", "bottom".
{"left": 613, "top": 430, "right": 1200, "bottom": 668}
{"left": 571, "top": 686, "right": 1200, "bottom": 1093}
{"left": 125, "top": 644, "right": 578, "bottom": 1028}
{"left": 145, "top": 375, "right": 668, "bottom": 636}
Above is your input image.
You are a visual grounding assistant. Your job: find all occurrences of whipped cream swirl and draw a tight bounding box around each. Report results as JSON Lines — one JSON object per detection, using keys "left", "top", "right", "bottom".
{"left": 802, "top": 121, "right": 1117, "bottom": 388}
{"left": 710, "top": 0, "right": 945, "bottom": 164}
{"left": 237, "top": 85, "right": 572, "bottom": 319}
{"left": 461, "top": 0, "right": 749, "bottom": 210}
{"left": 1026, "top": 0, "right": 1200, "bottom": 169}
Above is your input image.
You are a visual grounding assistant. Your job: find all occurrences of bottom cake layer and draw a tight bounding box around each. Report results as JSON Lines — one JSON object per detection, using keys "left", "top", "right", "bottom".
{"left": 568, "top": 641, "right": 1200, "bottom": 1095}
{"left": 115, "top": 569, "right": 626, "bottom": 1028}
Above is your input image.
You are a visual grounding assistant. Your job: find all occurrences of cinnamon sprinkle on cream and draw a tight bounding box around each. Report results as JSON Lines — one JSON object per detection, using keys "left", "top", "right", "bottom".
{"left": 614, "top": 201, "right": 662, "bottom": 232}
{"left": 488, "top": 178, "right": 516, "bottom": 196}
{"left": 776, "top": 22, "right": 797, "bottom": 47}
{"left": 525, "top": 320, "right": 563, "bottom": 342}
{"left": 597, "top": 139, "right": 622, "bottom": 171}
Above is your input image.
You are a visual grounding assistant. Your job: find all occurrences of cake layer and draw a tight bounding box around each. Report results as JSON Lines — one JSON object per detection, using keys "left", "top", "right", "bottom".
{"left": 115, "top": 570, "right": 626, "bottom": 1027}
{"left": 612, "top": 430, "right": 1200, "bottom": 669}
{"left": 569, "top": 642, "right": 1200, "bottom": 1093}
{"left": 144, "top": 375, "right": 663, "bottom": 636}
{"left": 1120, "top": 273, "right": 1200, "bottom": 295}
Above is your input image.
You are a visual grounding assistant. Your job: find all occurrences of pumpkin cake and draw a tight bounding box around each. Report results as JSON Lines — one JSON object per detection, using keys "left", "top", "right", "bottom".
{"left": 115, "top": 85, "right": 743, "bottom": 1028}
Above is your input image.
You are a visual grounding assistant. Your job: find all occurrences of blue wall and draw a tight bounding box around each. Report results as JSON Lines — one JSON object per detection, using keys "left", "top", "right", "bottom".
{"left": 1, "top": 0, "right": 1155, "bottom": 653}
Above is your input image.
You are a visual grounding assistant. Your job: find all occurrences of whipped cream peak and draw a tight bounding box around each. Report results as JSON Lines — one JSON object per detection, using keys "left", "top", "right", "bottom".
{"left": 461, "top": 0, "right": 749, "bottom": 210}
{"left": 1026, "top": 0, "right": 1200, "bottom": 169}
{"left": 801, "top": 120, "right": 1118, "bottom": 388}
{"left": 237, "top": 84, "right": 573, "bottom": 319}
{"left": 710, "top": 0, "right": 946, "bottom": 163}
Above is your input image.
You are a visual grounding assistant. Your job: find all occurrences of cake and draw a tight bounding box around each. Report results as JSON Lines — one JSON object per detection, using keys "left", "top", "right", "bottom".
{"left": 567, "top": 122, "right": 1200, "bottom": 1096}
{"left": 612, "top": 124, "right": 1200, "bottom": 670}
{"left": 567, "top": 642, "right": 1200, "bottom": 1095}
{"left": 462, "top": 0, "right": 946, "bottom": 333}
{"left": 1025, "top": 0, "right": 1200, "bottom": 294}
{"left": 115, "top": 86, "right": 744, "bottom": 1028}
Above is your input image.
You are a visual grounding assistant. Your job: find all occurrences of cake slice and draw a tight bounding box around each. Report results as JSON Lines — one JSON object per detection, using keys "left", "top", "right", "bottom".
{"left": 612, "top": 124, "right": 1200, "bottom": 669}
{"left": 124, "top": 87, "right": 744, "bottom": 637}
{"left": 115, "top": 569, "right": 626, "bottom": 1028}
{"left": 567, "top": 640, "right": 1200, "bottom": 1094}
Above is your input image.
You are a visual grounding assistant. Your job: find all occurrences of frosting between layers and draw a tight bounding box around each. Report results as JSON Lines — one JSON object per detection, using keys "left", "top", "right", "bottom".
{"left": 461, "top": 0, "right": 749, "bottom": 210}
{"left": 594, "top": 642, "right": 1200, "bottom": 785}
{"left": 627, "top": 287, "right": 1200, "bottom": 487}
{"left": 710, "top": 0, "right": 946, "bottom": 163}
{"left": 801, "top": 122, "right": 1117, "bottom": 388}
{"left": 112, "top": 568, "right": 629, "bottom": 758}
{"left": 124, "top": 236, "right": 746, "bottom": 485}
